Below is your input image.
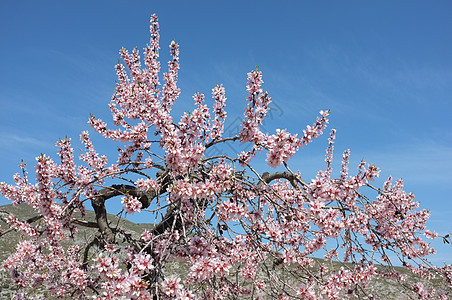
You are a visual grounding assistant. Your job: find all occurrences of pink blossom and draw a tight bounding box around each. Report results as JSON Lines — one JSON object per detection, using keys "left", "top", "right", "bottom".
{"left": 265, "top": 129, "right": 300, "bottom": 168}
{"left": 131, "top": 253, "right": 154, "bottom": 274}
{"left": 135, "top": 178, "right": 160, "bottom": 191}
{"left": 218, "top": 200, "right": 248, "bottom": 222}
{"left": 211, "top": 84, "right": 227, "bottom": 140}
{"left": 424, "top": 229, "right": 438, "bottom": 239}
{"left": 122, "top": 194, "right": 142, "bottom": 214}
{"left": 162, "top": 275, "right": 183, "bottom": 296}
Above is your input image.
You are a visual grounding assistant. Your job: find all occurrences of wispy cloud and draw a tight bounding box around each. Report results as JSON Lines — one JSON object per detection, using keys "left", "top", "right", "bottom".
{"left": 363, "top": 140, "right": 452, "bottom": 187}
{"left": 301, "top": 43, "right": 452, "bottom": 104}
{"left": 0, "top": 133, "right": 53, "bottom": 150}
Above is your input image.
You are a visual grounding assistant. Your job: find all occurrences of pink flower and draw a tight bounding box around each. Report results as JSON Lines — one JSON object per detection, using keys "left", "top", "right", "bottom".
{"left": 239, "top": 70, "right": 270, "bottom": 145}
{"left": 218, "top": 200, "right": 248, "bottom": 222}
{"left": 131, "top": 253, "right": 154, "bottom": 274}
{"left": 135, "top": 178, "right": 160, "bottom": 191}
{"left": 211, "top": 84, "right": 227, "bottom": 140}
{"left": 297, "top": 282, "right": 316, "bottom": 300}
{"left": 141, "top": 229, "right": 153, "bottom": 242}
{"left": 424, "top": 229, "right": 438, "bottom": 239}
{"left": 162, "top": 275, "right": 183, "bottom": 296}
{"left": 121, "top": 194, "right": 142, "bottom": 214}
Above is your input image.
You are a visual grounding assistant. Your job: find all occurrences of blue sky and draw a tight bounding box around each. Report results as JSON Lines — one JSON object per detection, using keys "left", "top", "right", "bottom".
{"left": 0, "top": 1, "right": 451, "bottom": 265}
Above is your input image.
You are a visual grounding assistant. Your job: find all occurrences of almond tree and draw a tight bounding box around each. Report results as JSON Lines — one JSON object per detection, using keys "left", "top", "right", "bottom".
{"left": 0, "top": 14, "right": 450, "bottom": 299}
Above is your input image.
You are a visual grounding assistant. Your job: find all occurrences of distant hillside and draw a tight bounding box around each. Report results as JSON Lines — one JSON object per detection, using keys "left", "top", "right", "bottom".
{"left": 0, "top": 204, "right": 449, "bottom": 299}
{"left": 0, "top": 203, "right": 154, "bottom": 298}
{"left": 0, "top": 203, "right": 153, "bottom": 261}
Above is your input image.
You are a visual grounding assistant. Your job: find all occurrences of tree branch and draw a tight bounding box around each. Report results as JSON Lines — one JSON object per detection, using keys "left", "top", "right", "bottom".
{"left": 90, "top": 170, "right": 171, "bottom": 244}
{"left": 261, "top": 171, "right": 300, "bottom": 188}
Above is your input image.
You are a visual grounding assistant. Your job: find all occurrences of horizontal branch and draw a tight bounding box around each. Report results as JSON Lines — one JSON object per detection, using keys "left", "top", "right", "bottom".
{"left": 205, "top": 136, "right": 240, "bottom": 149}
{"left": 261, "top": 171, "right": 301, "bottom": 188}
{"left": 72, "top": 219, "right": 99, "bottom": 228}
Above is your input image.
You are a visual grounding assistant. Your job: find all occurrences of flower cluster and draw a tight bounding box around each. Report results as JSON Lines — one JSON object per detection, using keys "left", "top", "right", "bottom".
{"left": 95, "top": 251, "right": 153, "bottom": 299}
{"left": 301, "top": 110, "right": 330, "bottom": 146}
{"left": 135, "top": 178, "right": 160, "bottom": 191}
{"left": 6, "top": 215, "right": 39, "bottom": 238}
{"left": 265, "top": 129, "right": 301, "bottom": 168}
{"left": 239, "top": 69, "right": 270, "bottom": 144}
{"left": 121, "top": 194, "right": 142, "bottom": 214}
{"left": 218, "top": 200, "right": 248, "bottom": 222}
{"left": 211, "top": 84, "right": 227, "bottom": 140}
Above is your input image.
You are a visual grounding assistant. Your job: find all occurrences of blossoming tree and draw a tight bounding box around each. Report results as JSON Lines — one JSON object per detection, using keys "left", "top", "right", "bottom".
{"left": 0, "top": 14, "right": 450, "bottom": 299}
